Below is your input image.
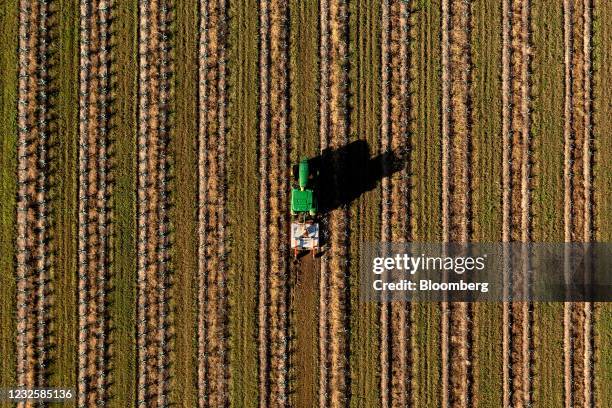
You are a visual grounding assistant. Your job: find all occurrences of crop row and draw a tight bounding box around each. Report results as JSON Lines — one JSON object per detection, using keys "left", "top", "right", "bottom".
{"left": 319, "top": 1, "right": 350, "bottom": 407}
{"left": 380, "top": 1, "right": 411, "bottom": 407}
{"left": 16, "top": 0, "right": 53, "bottom": 396}
{"left": 441, "top": 1, "right": 474, "bottom": 407}
{"left": 76, "top": 0, "right": 112, "bottom": 406}
{"left": 563, "top": 1, "right": 594, "bottom": 407}
{"left": 257, "top": 0, "right": 291, "bottom": 405}
{"left": 197, "top": 0, "right": 230, "bottom": 407}
{"left": 136, "top": 1, "right": 173, "bottom": 406}
{"left": 500, "top": 0, "right": 534, "bottom": 407}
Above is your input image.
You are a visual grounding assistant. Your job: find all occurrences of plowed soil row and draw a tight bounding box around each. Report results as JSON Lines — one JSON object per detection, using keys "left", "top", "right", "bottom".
{"left": 380, "top": 1, "right": 411, "bottom": 407}
{"left": 77, "top": 1, "right": 111, "bottom": 405}
{"left": 563, "top": 1, "right": 594, "bottom": 407}
{"left": 318, "top": 0, "right": 330, "bottom": 401}
{"left": 319, "top": 0, "right": 350, "bottom": 407}
{"left": 136, "top": 1, "right": 172, "bottom": 406}
{"left": 258, "top": 0, "right": 291, "bottom": 405}
{"left": 16, "top": 0, "right": 52, "bottom": 393}
{"left": 441, "top": 0, "right": 473, "bottom": 407}
{"left": 197, "top": 0, "right": 229, "bottom": 406}
{"left": 501, "top": 0, "right": 533, "bottom": 407}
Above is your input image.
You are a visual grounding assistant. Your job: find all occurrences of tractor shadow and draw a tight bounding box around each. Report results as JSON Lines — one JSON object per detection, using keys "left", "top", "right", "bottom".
{"left": 310, "top": 139, "right": 405, "bottom": 214}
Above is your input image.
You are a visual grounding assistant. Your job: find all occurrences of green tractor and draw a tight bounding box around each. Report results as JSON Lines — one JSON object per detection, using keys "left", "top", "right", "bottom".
{"left": 291, "top": 158, "right": 317, "bottom": 217}
{"left": 290, "top": 158, "right": 319, "bottom": 258}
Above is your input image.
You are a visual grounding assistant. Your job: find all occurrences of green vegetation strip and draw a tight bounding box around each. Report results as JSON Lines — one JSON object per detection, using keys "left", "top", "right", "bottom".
{"left": 0, "top": 0, "right": 17, "bottom": 392}
{"left": 108, "top": 0, "right": 138, "bottom": 405}
{"left": 531, "top": 1, "right": 565, "bottom": 406}
{"left": 170, "top": 1, "right": 199, "bottom": 406}
{"left": 49, "top": 0, "right": 79, "bottom": 390}
{"left": 348, "top": 0, "right": 381, "bottom": 406}
{"left": 594, "top": 1, "right": 612, "bottom": 405}
{"left": 227, "top": 0, "right": 259, "bottom": 405}
{"left": 410, "top": 0, "right": 442, "bottom": 405}
{"left": 470, "top": 0, "right": 503, "bottom": 405}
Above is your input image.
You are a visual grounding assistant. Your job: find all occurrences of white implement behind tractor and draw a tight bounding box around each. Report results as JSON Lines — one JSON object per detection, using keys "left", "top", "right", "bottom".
{"left": 290, "top": 221, "right": 319, "bottom": 258}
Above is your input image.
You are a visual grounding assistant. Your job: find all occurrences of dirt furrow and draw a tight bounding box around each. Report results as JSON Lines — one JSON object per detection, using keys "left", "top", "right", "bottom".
{"left": 501, "top": 0, "right": 534, "bottom": 407}
{"left": 77, "top": 1, "right": 112, "bottom": 406}
{"left": 440, "top": 0, "right": 450, "bottom": 404}
{"left": 380, "top": 1, "right": 391, "bottom": 406}
{"left": 563, "top": 1, "right": 594, "bottom": 407}
{"left": 380, "top": 1, "right": 411, "bottom": 407}
{"left": 441, "top": 1, "right": 473, "bottom": 407}
{"left": 581, "top": 5, "right": 593, "bottom": 406}
{"left": 258, "top": 0, "right": 291, "bottom": 405}
{"left": 318, "top": 0, "right": 349, "bottom": 406}
{"left": 197, "top": 0, "right": 229, "bottom": 406}
{"left": 319, "top": 0, "right": 330, "bottom": 404}
{"left": 136, "top": 1, "right": 173, "bottom": 406}
{"left": 16, "top": 0, "right": 52, "bottom": 397}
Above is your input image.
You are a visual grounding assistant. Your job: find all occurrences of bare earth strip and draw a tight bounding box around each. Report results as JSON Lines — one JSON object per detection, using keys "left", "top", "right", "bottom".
{"left": 441, "top": 1, "right": 473, "bottom": 407}
{"left": 380, "top": 1, "right": 411, "bottom": 407}
{"left": 16, "top": 0, "right": 53, "bottom": 395}
{"left": 258, "top": 0, "right": 291, "bottom": 405}
{"left": 136, "top": 1, "right": 173, "bottom": 405}
{"left": 198, "top": 0, "right": 229, "bottom": 406}
{"left": 77, "top": 1, "right": 112, "bottom": 405}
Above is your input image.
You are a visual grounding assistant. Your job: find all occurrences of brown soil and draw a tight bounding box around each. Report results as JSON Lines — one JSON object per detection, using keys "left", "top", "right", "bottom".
{"left": 563, "top": 1, "right": 594, "bottom": 407}
{"left": 77, "top": 0, "right": 112, "bottom": 405}
{"left": 16, "top": 0, "right": 52, "bottom": 395}
{"left": 258, "top": 0, "right": 291, "bottom": 405}
{"left": 319, "top": 1, "right": 350, "bottom": 407}
{"left": 501, "top": 1, "right": 534, "bottom": 406}
{"left": 136, "top": 1, "right": 172, "bottom": 405}
{"left": 380, "top": 1, "right": 411, "bottom": 407}
{"left": 293, "top": 256, "right": 320, "bottom": 408}
{"left": 197, "top": 0, "right": 229, "bottom": 406}
{"left": 442, "top": 1, "right": 473, "bottom": 407}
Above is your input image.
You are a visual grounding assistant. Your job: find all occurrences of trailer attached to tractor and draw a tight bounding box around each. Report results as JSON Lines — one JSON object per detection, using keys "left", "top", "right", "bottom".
{"left": 290, "top": 158, "right": 319, "bottom": 258}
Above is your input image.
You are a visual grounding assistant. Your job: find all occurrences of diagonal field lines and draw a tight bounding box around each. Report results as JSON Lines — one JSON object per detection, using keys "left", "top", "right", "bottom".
{"left": 136, "top": 0, "right": 173, "bottom": 406}
{"left": 197, "top": 0, "right": 230, "bottom": 406}
{"left": 77, "top": 0, "right": 112, "bottom": 406}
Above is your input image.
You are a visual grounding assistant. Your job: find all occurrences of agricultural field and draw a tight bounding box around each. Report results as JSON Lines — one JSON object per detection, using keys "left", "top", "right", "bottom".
{"left": 0, "top": 0, "right": 611, "bottom": 407}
